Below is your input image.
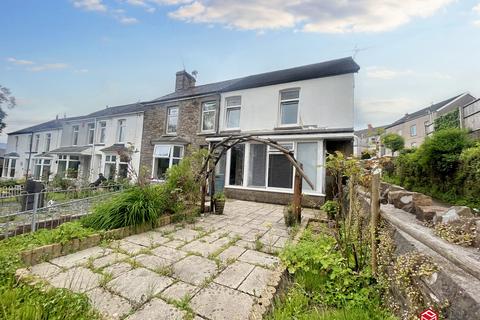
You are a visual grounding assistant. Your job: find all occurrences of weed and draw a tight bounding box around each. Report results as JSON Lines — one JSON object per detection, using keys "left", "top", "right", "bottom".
{"left": 154, "top": 265, "right": 173, "bottom": 277}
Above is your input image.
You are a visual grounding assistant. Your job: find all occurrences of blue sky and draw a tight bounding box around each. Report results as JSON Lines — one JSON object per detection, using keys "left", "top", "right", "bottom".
{"left": 1, "top": 0, "right": 480, "bottom": 142}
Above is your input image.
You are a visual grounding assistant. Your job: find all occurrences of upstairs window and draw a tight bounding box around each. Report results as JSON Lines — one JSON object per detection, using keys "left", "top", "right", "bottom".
{"left": 98, "top": 121, "right": 107, "bottom": 143}
{"left": 201, "top": 101, "right": 216, "bottom": 132}
{"left": 117, "top": 119, "right": 126, "bottom": 143}
{"left": 279, "top": 89, "right": 300, "bottom": 126}
{"left": 87, "top": 123, "right": 95, "bottom": 145}
{"left": 15, "top": 136, "right": 19, "bottom": 151}
{"left": 410, "top": 124, "right": 417, "bottom": 137}
{"left": 72, "top": 125, "right": 79, "bottom": 145}
{"left": 45, "top": 133, "right": 51, "bottom": 152}
{"left": 166, "top": 106, "right": 179, "bottom": 134}
{"left": 225, "top": 96, "right": 241, "bottom": 129}
{"left": 34, "top": 134, "right": 40, "bottom": 152}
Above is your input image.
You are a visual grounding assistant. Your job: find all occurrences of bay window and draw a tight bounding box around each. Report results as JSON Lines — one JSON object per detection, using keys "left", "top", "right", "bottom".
{"left": 104, "top": 155, "right": 117, "bottom": 180}
{"left": 201, "top": 102, "right": 216, "bottom": 132}
{"left": 225, "top": 96, "right": 241, "bottom": 129}
{"left": 229, "top": 144, "right": 244, "bottom": 186}
{"left": 152, "top": 145, "right": 184, "bottom": 180}
{"left": 33, "top": 158, "right": 51, "bottom": 181}
{"left": 57, "top": 155, "right": 79, "bottom": 179}
{"left": 3, "top": 158, "right": 17, "bottom": 178}
{"left": 167, "top": 106, "right": 179, "bottom": 134}
{"left": 268, "top": 143, "right": 294, "bottom": 189}
{"left": 247, "top": 144, "right": 266, "bottom": 187}
{"left": 279, "top": 89, "right": 300, "bottom": 126}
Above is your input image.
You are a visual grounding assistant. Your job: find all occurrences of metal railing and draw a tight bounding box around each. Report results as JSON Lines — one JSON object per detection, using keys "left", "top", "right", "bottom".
{"left": 0, "top": 185, "right": 125, "bottom": 239}
{"left": 0, "top": 185, "right": 24, "bottom": 199}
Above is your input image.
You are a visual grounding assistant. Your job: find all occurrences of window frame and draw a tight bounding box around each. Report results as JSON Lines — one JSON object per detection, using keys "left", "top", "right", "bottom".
{"left": 224, "top": 96, "right": 241, "bottom": 130}
{"left": 57, "top": 155, "right": 80, "bottom": 179}
{"left": 151, "top": 144, "right": 184, "bottom": 181}
{"left": 117, "top": 119, "right": 127, "bottom": 143}
{"left": 33, "top": 158, "right": 52, "bottom": 181}
{"left": 98, "top": 121, "right": 107, "bottom": 144}
{"left": 166, "top": 106, "right": 179, "bottom": 135}
{"left": 410, "top": 124, "right": 417, "bottom": 137}
{"left": 45, "top": 133, "right": 51, "bottom": 152}
{"left": 3, "top": 157, "right": 18, "bottom": 178}
{"left": 278, "top": 88, "right": 300, "bottom": 127}
{"left": 34, "top": 134, "right": 40, "bottom": 152}
{"left": 201, "top": 101, "right": 217, "bottom": 133}
{"left": 72, "top": 125, "right": 79, "bottom": 146}
{"left": 87, "top": 123, "right": 95, "bottom": 145}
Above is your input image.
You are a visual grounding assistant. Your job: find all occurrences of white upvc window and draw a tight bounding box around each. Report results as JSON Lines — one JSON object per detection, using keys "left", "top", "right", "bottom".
{"left": 57, "top": 155, "right": 80, "bottom": 179}
{"left": 267, "top": 143, "right": 294, "bottom": 189}
{"left": 14, "top": 136, "right": 19, "bottom": 151}
{"left": 410, "top": 124, "right": 417, "bottom": 137}
{"left": 98, "top": 121, "right": 107, "bottom": 143}
{"left": 152, "top": 145, "right": 184, "bottom": 180}
{"left": 225, "top": 96, "right": 241, "bottom": 130}
{"left": 103, "top": 154, "right": 129, "bottom": 180}
{"left": 45, "top": 133, "right": 51, "bottom": 152}
{"left": 279, "top": 89, "right": 300, "bottom": 126}
{"left": 3, "top": 158, "right": 17, "bottom": 178}
{"left": 34, "top": 134, "right": 40, "bottom": 152}
{"left": 72, "top": 125, "right": 79, "bottom": 145}
{"left": 87, "top": 123, "right": 95, "bottom": 145}
{"left": 201, "top": 101, "right": 216, "bottom": 132}
{"left": 117, "top": 119, "right": 126, "bottom": 143}
{"left": 166, "top": 106, "right": 179, "bottom": 134}
{"left": 33, "top": 158, "right": 52, "bottom": 181}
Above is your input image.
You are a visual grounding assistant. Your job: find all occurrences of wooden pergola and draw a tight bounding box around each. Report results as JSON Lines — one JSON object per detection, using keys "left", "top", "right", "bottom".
{"left": 197, "top": 135, "right": 315, "bottom": 222}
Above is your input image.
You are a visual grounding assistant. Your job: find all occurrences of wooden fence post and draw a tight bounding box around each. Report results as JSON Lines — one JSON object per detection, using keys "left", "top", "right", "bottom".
{"left": 370, "top": 171, "right": 381, "bottom": 275}
{"left": 293, "top": 165, "right": 303, "bottom": 223}
{"left": 200, "top": 177, "right": 206, "bottom": 213}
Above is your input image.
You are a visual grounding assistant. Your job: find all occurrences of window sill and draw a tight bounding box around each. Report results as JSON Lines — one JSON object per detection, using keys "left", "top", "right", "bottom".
{"left": 197, "top": 131, "right": 216, "bottom": 136}
{"left": 274, "top": 125, "right": 302, "bottom": 130}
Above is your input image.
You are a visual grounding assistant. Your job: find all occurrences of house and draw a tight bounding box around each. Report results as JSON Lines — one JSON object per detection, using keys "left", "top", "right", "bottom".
{"left": 48, "top": 103, "right": 145, "bottom": 183}
{"left": 2, "top": 118, "right": 64, "bottom": 181}
{"left": 385, "top": 93, "right": 476, "bottom": 149}
{"left": 461, "top": 98, "right": 480, "bottom": 139}
{"left": 354, "top": 124, "right": 387, "bottom": 157}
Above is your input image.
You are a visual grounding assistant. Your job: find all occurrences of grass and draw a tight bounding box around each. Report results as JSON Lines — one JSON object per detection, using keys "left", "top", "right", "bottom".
{"left": 0, "top": 221, "right": 100, "bottom": 320}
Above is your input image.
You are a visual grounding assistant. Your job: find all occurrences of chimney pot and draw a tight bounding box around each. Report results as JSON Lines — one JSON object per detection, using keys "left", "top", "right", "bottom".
{"left": 175, "top": 70, "right": 196, "bottom": 92}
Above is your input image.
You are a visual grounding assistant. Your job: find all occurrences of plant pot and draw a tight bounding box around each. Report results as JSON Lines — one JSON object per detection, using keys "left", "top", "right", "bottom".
{"left": 214, "top": 200, "right": 225, "bottom": 214}
{"left": 284, "top": 207, "right": 296, "bottom": 227}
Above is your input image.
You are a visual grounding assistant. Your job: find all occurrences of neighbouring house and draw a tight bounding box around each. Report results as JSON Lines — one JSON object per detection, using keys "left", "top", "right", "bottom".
{"left": 2, "top": 118, "right": 64, "bottom": 181}
{"left": 48, "top": 103, "right": 145, "bottom": 183}
{"left": 354, "top": 124, "right": 387, "bottom": 157}
{"left": 461, "top": 98, "right": 480, "bottom": 140}
{"left": 385, "top": 93, "right": 476, "bottom": 149}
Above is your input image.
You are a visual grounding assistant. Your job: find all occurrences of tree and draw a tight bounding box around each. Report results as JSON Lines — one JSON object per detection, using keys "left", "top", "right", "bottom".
{"left": 0, "top": 85, "right": 16, "bottom": 133}
{"left": 381, "top": 133, "right": 405, "bottom": 155}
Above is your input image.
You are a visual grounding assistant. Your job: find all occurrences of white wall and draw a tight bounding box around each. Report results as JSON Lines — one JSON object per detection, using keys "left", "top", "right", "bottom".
{"left": 218, "top": 73, "right": 355, "bottom": 132}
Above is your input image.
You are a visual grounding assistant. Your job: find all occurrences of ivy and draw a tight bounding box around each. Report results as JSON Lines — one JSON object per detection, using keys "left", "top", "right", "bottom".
{"left": 434, "top": 110, "right": 460, "bottom": 131}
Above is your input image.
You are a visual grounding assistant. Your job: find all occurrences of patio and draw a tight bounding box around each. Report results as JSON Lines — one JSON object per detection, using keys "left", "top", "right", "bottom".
{"left": 20, "top": 200, "right": 315, "bottom": 320}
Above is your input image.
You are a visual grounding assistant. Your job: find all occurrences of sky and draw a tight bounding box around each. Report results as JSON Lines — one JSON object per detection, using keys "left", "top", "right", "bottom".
{"left": 1, "top": 0, "right": 480, "bottom": 143}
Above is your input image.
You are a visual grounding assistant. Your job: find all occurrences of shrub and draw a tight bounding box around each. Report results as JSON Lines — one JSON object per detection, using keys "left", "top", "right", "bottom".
{"left": 361, "top": 150, "right": 373, "bottom": 160}
{"left": 321, "top": 200, "right": 339, "bottom": 220}
{"left": 434, "top": 109, "right": 460, "bottom": 131}
{"left": 457, "top": 143, "right": 480, "bottom": 205}
{"left": 381, "top": 133, "right": 404, "bottom": 155}
{"left": 51, "top": 174, "right": 75, "bottom": 190}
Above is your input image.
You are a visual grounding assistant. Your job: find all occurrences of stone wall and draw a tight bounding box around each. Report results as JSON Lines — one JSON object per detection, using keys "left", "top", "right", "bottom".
{"left": 140, "top": 94, "right": 220, "bottom": 177}
{"left": 224, "top": 187, "right": 325, "bottom": 208}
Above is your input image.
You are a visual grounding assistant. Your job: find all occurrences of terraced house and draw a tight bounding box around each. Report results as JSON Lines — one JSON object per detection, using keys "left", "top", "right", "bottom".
{"left": 140, "top": 57, "right": 360, "bottom": 204}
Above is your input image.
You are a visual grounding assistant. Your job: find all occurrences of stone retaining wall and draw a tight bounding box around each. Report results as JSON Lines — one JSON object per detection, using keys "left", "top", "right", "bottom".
{"left": 224, "top": 187, "right": 325, "bottom": 208}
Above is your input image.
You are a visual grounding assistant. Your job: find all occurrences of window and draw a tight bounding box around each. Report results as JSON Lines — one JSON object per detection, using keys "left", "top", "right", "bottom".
{"left": 3, "top": 158, "right": 17, "bottom": 178}
{"left": 410, "top": 124, "right": 417, "bottom": 137}
{"left": 118, "top": 154, "right": 129, "bottom": 179}
{"left": 225, "top": 96, "right": 241, "bottom": 129}
{"left": 104, "top": 155, "right": 117, "bottom": 180}
{"left": 166, "top": 106, "right": 179, "bottom": 134}
{"left": 45, "top": 133, "right": 51, "bottom": 152}
{"left": 297, "top": 142, "right": 317, "bottom": 191}
{"left": 117, "top": 119, "right": 126, "bottom": 143}
{"left": 279, "top": 89, "right": 299, "bottom": 126}
{"left": 34, "top": 134, "right": 40, "bottom": 152}
{"left": 33, "top": 159, "right": 51, "bottom": 181}
{"left": 9, "top": 159, "right": 16, "bottom": 178}
{"left": 201, "top": 101, "right": 216, "bottom": 132}
{"left": 87, "top": 123, "right": 95, "bottom": 145}
{"left": 247, "top": 144, "right": 266, "bottom": 187}
{"left": 72, "top": 125, "right": 79, "bottom": 145}
{"left": 15, "top": 136, "right": 19, "bottom": 151}
{"left": 152, "top": 145, "right": 184, "bottom": 180}
{"left": 229, "top": 144, "right": 244, "bottom": 186}
{"left": 268, "top": 143, "right": 294, "bottom": 189}
{"left": 57, "top": 155, "right": 79, "bottom": 179}
{"left": 98, "top": 121, "right": 106, "bottom": 143}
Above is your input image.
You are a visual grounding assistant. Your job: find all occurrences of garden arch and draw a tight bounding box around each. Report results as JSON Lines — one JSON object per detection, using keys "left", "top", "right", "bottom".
{"left": 198, "top": 135, "right": 315, "bottom": 221}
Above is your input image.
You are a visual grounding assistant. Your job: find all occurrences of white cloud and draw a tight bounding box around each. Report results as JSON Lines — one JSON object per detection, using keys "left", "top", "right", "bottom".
{"left": 74, "top": 69, "right": 89, "bottom": 73}
{"left": 29, "top": 63, "right": 69, "bottom": 72}
{"left": 356, "top": 97, "right": 418, "bottom": 127}
{"left": 6, "top": 57, "right": 34, "bottom": 65}
{"left": 118, "top": 16, "right": 139, "bottom": 24}
{"left": 167, "top": 0, "right": 454, "bottom": 33}
{"left": 73, "top": 0, "right": 107, "bottom": 12}
{"left": 473, "top": 3, "right": 480, "bottom": 26}
{"left": 366, "top": 67, "right": 414, "bottom": 80}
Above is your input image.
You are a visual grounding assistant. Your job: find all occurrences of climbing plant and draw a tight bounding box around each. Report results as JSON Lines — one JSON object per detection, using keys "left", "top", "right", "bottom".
{"left": 434, "top": 109, "right": 460, "bottom": 131}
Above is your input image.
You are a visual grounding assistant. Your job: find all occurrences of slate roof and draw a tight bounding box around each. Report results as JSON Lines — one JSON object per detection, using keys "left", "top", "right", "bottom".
{"left": 82, "top": 102, "right": 146, "bottom": 119}
{"left": 385, "top": 94, "right": 463, "bottom": 129}
{"left": 151, "top": 57, "right": 360, "bottom": 103}
{"left": 8, "top": 119, "right": 66, "bottom": 135}
{"left": 4, "top": 152, "right": 19, "bottom": 158}
{"left": 48, "top": 146, "right": 91, "bottom": 154}
{"left": 100, "top": 144, "right": 129, "bottom": 153}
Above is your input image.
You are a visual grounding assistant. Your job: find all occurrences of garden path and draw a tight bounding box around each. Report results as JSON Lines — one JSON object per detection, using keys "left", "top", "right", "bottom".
{"left": 21, "top": 200, "right": 315, "bottom": 320}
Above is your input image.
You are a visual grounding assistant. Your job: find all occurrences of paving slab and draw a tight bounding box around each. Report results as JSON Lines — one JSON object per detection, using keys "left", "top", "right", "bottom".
{"left": 151, "top": 245, "right": 187, "bottom": 262}
{"left": 214, "top": 261, "right": 254, "bottom": 289}
{"left": 50, "top": 247, "right": 110, "bottom": 268}
{"left": 30, "top": 262, "right": 62, "bottom": 279}
{"left": 161, "top": 281, "right": 198, "bottom": 301}
{"left": 134, "top": 254, "right": 173, "bottom": 270}
{"left": 87, "top": 287, "right": 132, "bottom": 320}
{"left": 182, "top": 239, "right": 225, "bottom": 257}
{"left": 172, "top": 255, "right": 217, "bottom": 285}
{"left": 190, "top": 283, "right": 254, "bottom": 320}
{"left": 163, "top": 239, "right": 186, "bottom": 249}
{"left": 238, "top": 250, "right": 280, "bottom": 268}
{"left": 126, "top": 298, "right": 185, "bottom": 320}
{"left": 107, "top": 268, "right": 174, "bottom": 303}
{"left": 103, "top": 262, "right": 132, "bottom": 278}
{"left": 114, "top": 240, "right": 147, "bottom": 255}
{"left": 217, "top": 246, "right": 246, "bottom": 263}
{"left": 124, "top": 231, "right": 169, "bottom": 247}
{"left": 274, "top": 236, "right": 289, "bottom": 249}
{"left": 170, "top": 228, "right": 200, "bottom": 242}
{"left": 93, "top": 252, "right": 129, "bottom": 269}
{"left": 238, "top": 266, "right": 274, "bottom": 297}
{"left": 49, "top": 267, "right": 100, "bottom": 293}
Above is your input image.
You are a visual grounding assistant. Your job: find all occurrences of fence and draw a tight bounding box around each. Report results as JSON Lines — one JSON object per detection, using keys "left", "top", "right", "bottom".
{"left": 0, "top": 185, "right": 24, "bottom": 198}
{"left": 0, "top": 185, "right": 125, "bottom": 239}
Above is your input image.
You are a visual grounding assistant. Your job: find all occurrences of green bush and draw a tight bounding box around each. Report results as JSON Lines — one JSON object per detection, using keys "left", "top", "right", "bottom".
{"left": 0, "top": 179, "right": 19, "bottom": 188}
{"left": 321, "top": 200, "right": 339, "bottom": 220}
{"left": 381, "top": 133, "right": 404, "bottom": 155}
{"left": 81, "top": 185, "right": 169, "bottom": 230}
{"left": 434, "top": 110, "right": 460, "bottom": 131}
{"left": 51, "top": 174, "right": 75, "bottom": 190}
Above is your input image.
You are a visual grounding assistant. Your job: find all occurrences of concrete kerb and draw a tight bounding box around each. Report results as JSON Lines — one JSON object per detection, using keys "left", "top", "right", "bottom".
{"left": 248, "top": 216, "right": 310, "bottom": 320}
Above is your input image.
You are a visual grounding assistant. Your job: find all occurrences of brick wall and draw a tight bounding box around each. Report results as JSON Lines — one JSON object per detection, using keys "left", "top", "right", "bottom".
{"left": 140, "top": 94, "right": 220, "bottom": 177}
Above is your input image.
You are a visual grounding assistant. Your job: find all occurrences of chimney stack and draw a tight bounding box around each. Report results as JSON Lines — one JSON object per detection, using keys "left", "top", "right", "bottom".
{"left": 367, "top": 124, "right": 373, "bottom": 130}
{"left": 175, "top": 70, "right": 196, "bottom": 92}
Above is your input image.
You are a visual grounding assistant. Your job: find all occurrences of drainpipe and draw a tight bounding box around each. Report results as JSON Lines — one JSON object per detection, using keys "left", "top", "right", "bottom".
{"left": 24, "top": 131, "right": 34, "bottom": 186}
{"left": 90, "top": 117, "right": 97, "bottom": 183}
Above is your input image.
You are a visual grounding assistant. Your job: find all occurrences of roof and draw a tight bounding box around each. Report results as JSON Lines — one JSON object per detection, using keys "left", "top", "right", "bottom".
{"left": 385, "top": 94, "right": 464, "bottom": 129}
{"left": 100, "top": 144, "right": 129, "bottom": 153}
{"left": 354, "top": 125, "right": 388, "bottom": 138}
{"left": 81, "top": 102, "right": 146, "bottom": 119}
{"left": 4, "top": 152, "right": 19, "bottom": 158}
{"left": 8, "top": 119, "right": 65, "bottom": 135}
{"left": 48, "top": 146, "right": 91, "bottom": 154}
{"left": 151, "top": 57, "right": 360, "bottom": 103}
